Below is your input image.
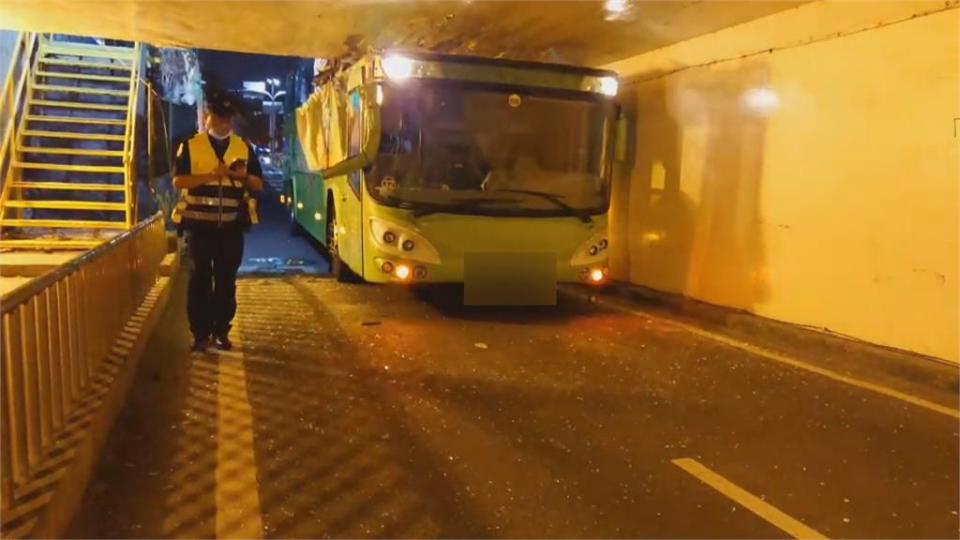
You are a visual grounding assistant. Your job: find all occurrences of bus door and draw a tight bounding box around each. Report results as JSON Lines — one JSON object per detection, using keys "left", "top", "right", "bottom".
{"left": 337, "top": 90, "right": 366, "bottom": 276}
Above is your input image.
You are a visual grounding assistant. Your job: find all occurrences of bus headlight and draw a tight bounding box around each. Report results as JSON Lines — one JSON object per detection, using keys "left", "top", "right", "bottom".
{"left": 383, "top": 55, "right": 415, "bottom": 81}
{"left": 369, "top": 217, "right": 441, "bottom": 264}
{"left": 599, "top": 76, "right": 619, "bottom": 97}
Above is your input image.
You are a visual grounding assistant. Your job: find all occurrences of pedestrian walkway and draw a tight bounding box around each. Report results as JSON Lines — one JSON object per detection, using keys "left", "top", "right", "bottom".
{"left": 238, "top": 178, "right": 327, "bottom": 276}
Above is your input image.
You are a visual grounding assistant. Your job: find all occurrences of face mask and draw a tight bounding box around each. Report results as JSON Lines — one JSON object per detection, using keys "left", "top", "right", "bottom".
{"left": 207, "top": 128, "right": 233, "bottom": 140}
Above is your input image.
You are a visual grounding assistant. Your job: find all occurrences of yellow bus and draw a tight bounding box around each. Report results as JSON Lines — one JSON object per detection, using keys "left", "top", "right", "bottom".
{"left": 287, "top": 51, "right": 621, "bottom": 303}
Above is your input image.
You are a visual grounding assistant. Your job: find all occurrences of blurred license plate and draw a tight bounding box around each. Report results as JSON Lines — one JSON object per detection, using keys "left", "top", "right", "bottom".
{"left": 464, "top": 252, "right": 557, "bottom": 306}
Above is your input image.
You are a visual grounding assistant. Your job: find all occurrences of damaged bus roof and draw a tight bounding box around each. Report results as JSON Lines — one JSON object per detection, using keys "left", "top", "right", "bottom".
{"left": 0, "top": 0, "right": 803, "bottom": 66}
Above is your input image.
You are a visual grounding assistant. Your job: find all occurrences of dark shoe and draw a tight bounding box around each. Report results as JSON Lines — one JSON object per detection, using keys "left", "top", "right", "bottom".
{"left": 191, "top": 336, "right": 210, "bottom": 353}
{"left": 214, "top": 333, "right": 232, "bottom": 351}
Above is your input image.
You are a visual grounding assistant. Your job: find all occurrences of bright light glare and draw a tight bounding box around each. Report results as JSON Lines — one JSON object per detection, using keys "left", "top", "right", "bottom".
{"left": 743, "top": 87, "right": 780, "bottom": 113}
{"left": 296, "top": 202, "right": 304, "bottom": 210}
{"left": 590, "top": 269, "right": 605, "bottom": 282}
{"left": 262, "top": 156, "right": 271, "bottom": 164}
{"left": 314, "top": 212, "right": 322, "bottom": 221}
{"left": 599, "top": 76, "right": 619, "bottom": 97}
{"left": 383, "top": 56, "right": 415, "bottom": 80}
{"left": 243, "top": 81, "right": 266, "bottom": 93}
{"left": 395, "top": 264, "right": 412, "bottom": 280}
{"left": 641, "top": 231, "right": 663, "bottom": 245}
{"left": 605, "top": 0, "right": 627, "bottom": 14}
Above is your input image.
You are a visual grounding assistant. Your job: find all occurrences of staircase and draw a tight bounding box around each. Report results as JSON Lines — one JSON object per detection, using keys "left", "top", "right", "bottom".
{"left": 0, "top": 34, "right": 142, "bottom": 250}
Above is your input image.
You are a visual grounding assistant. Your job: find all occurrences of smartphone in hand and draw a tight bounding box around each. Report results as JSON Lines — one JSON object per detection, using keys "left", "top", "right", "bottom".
{"left": 229, "top": 158, "right": 247, "bottom": 172}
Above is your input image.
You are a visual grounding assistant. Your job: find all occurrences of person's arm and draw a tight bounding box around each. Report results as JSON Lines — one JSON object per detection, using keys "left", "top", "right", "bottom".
{"left": 173, "top": 171, "right": 228, "bottom": 190}
{"left": 170, "top": 139, "right": 230, "bottom": 189}
{"left": 227, "top": 170, "right": 263, "bottom": 192}
{"left": 229, "top": 142, "right": 264, "bottom": 192}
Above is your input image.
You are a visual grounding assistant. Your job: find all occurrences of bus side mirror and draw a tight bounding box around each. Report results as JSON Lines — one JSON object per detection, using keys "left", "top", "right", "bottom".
{"left": 615, "top": 114, "right": 629, "bottom": 163}
{"left": 321, "top": 153, "right": 370, "bottom": 178}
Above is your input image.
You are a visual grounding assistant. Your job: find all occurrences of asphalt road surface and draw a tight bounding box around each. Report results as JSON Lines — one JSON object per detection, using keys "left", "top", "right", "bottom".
{"left": 66, "top": 271, "right": 959, "bottom": 539}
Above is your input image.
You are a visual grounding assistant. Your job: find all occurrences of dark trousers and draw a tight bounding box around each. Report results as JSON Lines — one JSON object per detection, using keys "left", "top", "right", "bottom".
{"left": 186, "top": 227, "right": 244, "bottom": 339}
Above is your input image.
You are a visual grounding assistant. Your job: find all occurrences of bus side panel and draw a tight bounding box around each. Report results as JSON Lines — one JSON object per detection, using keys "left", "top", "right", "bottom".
{"left": 292, "top": 170, "right": 325, "bottom": 244}
{"left": 297, "top": 170, "right": 327, "bottom": 246}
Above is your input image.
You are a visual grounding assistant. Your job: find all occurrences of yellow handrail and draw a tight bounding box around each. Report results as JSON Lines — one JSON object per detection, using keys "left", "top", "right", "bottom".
{"left": 0, "top": 32, "right": 26, "bottom": 162}
{"left": 1, "top": 212, "right": 167, "bottom": 512}
{"left": 0, "top": 33, "right": 37, "bottom": 218}
{"left": 123, "top": 43, "right": 143, "bottom": 227}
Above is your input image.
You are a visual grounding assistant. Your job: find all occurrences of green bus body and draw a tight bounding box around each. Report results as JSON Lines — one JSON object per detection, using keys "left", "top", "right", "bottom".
{"left": 284, "top": 51, "right": 619, "bottom": 288}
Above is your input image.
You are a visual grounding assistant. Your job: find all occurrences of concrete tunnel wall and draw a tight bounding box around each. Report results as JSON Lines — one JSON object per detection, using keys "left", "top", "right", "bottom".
{"left": 605, "top": 1, "right": 959, "bottom": 363}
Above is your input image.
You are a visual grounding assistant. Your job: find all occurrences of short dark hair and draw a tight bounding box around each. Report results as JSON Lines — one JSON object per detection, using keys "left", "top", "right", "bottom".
{"left": 205, "top": 88, "right": 239, "bottom": 118}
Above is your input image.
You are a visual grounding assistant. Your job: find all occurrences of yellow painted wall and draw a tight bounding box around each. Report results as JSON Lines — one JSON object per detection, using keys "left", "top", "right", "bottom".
{"left": 606, "top": 1, "right": 959, "bottom": 362}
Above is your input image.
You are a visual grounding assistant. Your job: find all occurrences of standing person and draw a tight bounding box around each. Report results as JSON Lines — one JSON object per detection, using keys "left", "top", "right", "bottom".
{"left": 172, "top": 89, "right": 264, "bottom": 352}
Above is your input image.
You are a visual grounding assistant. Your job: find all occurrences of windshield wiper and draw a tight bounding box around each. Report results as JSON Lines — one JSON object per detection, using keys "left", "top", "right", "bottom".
{"left": 411, "top": 197, "right": 520, "bottom": 218}
{"left": 380, "top": 193, "right": 419, "bottom": 209}
{"left": 491, "top": 189, "right": 592, "bottom": 223}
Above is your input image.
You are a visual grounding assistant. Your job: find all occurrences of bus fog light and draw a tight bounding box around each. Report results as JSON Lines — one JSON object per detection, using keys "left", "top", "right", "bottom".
{"left": 588, "top": 245, "right": 599, "bottom": 256}
{"left": 279, "top": 194, "right": 286, "bottom": 204}
{"left": 401, "top": 239, "right": 415, "bottom": 251}
{"left": 414, "top": 266, "right": 427, "bottom": 280}
{"left": 296, "top": 201, "right": 304, "bottom": 210}
{"left": 395, "top": 264, "right": 411, "bottom": 280}
{"left": 590, "top": 268, "right": 605, "bottom": 283}
{"left": 381, "top": 261, "right": 395, "bottom": 274}
{"left": 383, "top": 231, "right": 397, "bottom": 244}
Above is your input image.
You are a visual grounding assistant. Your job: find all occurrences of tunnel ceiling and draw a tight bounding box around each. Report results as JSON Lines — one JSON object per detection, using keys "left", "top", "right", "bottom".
{"left": 0, "top": 0, "right": 806, "bottom": 67}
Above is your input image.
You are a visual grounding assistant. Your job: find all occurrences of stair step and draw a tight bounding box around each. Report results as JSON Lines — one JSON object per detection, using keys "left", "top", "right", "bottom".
{"left": 25, "top": 115, "right": 126, "bottom": 126}
{"left": 32, "top": 84, "right": 129, "bottom": 97}
{"left": 29, "top": 100, "right": 127, "bottom": 111}
{"left": 0, "top": 239, "right": 103, "bottom": 250}
{"left": 41, "top": 43, "right": 135, "bottom": 60}
{"left": 13, "top": 162, "right": 125, "bottom": 173}
{"left": 0, "top": 219, "right": 126, "bottom": 230}
{"left": 4, "top": 200, "right": 126, "bottom": 211}
{"left": 18, "top": 146, "right": 124, "bottom": 158}
{"left": 21, "top": 130, "right": 125, "bottom": 142}
{"left": 35, "top": 71, "right": 130, "bottom": 83}
{"left": 39, "top": 58, "right": 132, "bottom": 71}
{"left": 11, "top": 181, "right": 125, "bottom": 192}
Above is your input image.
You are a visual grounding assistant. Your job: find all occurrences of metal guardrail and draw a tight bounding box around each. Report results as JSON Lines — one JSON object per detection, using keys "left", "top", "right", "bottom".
{"left": 0, "top": 212, "right": 167, "bottom": 510}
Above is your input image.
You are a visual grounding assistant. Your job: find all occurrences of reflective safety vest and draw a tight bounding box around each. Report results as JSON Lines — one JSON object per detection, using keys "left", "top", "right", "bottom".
{"left": 171, "top": 133, "right": 258, "bottom": 229}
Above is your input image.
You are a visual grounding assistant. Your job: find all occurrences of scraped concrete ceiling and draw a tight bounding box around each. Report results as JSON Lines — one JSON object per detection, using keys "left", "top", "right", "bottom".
{"left": 0, "top": 0, "right": 806, "bottom": 66}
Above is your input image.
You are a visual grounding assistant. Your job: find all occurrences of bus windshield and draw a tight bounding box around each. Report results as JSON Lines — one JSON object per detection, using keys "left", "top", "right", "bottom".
{"left": 367, "top": 81, "right": 615, "bottom": 217}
